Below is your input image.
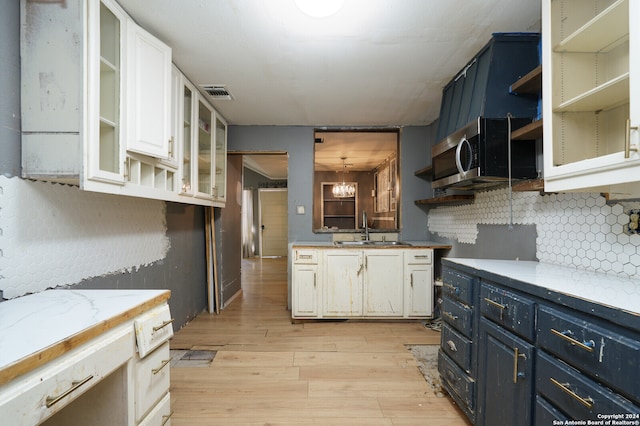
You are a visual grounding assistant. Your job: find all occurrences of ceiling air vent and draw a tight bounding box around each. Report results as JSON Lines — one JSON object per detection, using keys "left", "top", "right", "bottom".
{"left": 200, "top": 84, "right": 234, "bottom": 100}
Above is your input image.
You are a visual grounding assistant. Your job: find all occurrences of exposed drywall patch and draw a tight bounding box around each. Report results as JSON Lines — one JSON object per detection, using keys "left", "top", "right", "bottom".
{"left": 0, "top": 176, "right": 170, "bottom": 298}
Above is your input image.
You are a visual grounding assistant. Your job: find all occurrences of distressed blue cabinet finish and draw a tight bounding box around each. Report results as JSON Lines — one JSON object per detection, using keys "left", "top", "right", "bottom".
{"left": 477, "top": 318, "right": 534, "bottom": 426}
{"left": 536, "top": 351, "right": 639, "bottom": 421}
{"left": 438, "top": 265, "right": 479, "bottom": 421}
{"left": 440, "top": 259, "right": 640, "bottom": 425}
{"left": 538, "top": 305, "right": 640, "bottom": 405}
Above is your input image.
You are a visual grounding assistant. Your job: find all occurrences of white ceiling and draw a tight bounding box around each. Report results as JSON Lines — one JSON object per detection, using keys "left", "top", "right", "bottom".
{"left": 117, "top": 0, "right": 541, "bottom": 176}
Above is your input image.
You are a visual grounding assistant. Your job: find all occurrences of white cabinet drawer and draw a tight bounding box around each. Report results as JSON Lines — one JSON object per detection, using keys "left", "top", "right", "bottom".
{"left": 139, "top": 392, "right": 172, "bottom": 426}
{"left": 405, "top": 250, "right": 432, "bottom": 264}
{"left": 135, "top": 303, "right": 174, "bottom": 358}
{"left": 135, "top": 341, "right": 171, "bottom": 422}
{"left": 0, "top": 325, "right": 133, "bottom": 425}
{"left": 293, "top": 249, "right": 318, "bottom": 264}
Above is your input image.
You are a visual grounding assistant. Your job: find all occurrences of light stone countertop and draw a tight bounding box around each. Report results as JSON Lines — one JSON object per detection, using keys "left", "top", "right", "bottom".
{"left": 444, "top": 258, "right": 640, "bottom": 325}
{"left": 292, "top": 241, "right": 452, "bottom": 249}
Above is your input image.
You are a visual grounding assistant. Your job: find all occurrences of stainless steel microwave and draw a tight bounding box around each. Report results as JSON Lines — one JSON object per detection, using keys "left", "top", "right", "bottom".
{"left": 431, "top": 117, "right": 538, "bottom": 190}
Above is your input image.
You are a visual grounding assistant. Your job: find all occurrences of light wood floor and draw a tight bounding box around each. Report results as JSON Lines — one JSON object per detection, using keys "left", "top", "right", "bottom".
{"left": 169, "top": 257, "right": 470, "bottom": 425}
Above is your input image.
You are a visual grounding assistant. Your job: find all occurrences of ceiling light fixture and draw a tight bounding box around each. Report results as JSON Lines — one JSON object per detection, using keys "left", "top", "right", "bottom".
{"left": 332, "top": 157, "right": 356, "bottom": 198}
{"left": 294, "top": 0, "right": 344, "bottom": 18}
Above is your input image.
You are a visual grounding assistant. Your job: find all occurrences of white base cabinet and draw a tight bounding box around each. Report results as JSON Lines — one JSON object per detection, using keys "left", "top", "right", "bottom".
{"left": 0, "top": 291, "right": 173, "bottom": 426}
{"left": 292, "top": 246, "right": 434, "bottom": 320}
{"left": 405, "top": 250, "right": 434, "bottom": 317}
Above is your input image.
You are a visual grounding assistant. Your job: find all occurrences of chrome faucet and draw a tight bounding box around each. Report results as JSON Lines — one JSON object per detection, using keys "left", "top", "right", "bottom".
{"left": 362, "top": 210, "right": 369, "bottom": 241}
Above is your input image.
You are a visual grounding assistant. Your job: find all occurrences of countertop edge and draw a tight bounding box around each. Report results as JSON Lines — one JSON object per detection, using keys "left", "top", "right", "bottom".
{"left": 442, "top": 258, "right": 640, "bottom": 331}
{"left": 0, "top": 289, "right": 171, "bottom": 387}
{"left": 292, "top": 241, "right": 452, "bottom": 249}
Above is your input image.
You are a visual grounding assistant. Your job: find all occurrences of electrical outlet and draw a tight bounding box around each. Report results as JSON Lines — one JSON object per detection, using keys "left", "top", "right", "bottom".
{"left": 626, "top": 209, "right": 640, "bottom": 235}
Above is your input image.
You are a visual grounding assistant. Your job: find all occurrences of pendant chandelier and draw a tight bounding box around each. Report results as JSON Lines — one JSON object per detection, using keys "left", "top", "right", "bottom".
{"left": 332, "top": 157, "right": 356, "bottom": 198}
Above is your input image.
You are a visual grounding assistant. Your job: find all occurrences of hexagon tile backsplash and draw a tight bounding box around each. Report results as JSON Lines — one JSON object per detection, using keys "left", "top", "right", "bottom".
{"left": 428, "top": 188, "right": 640, "bottom": 278}
{"left": 0, "top": 176, "right": 170, "bottom": 299}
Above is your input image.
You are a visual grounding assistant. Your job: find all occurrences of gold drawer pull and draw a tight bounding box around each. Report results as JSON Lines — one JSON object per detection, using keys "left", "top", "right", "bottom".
{"left": 512, "top": 347, "right": 526, "bottom": 383}
{"left": 298, "top": 254, "right": 313, "bottom": 259}
{"left": 442, "top": 311, "right": 458, "bottom": 321}
{"left": 161, "top": 411, "right": 174, "bottom": 426}
{"left": 447, "top": 340, "right": 458, "bottom": 352}
{"left": 414, "top": 255, "right": 430, "bottom": 259}
{"left": 550, "top": 377, "right": 594, "bottom": 409}
{"left": 152, "top": 358, "right": 172, "bottom": 374}
{"left": 550, "top": 328, "right": 595, "bottom": 352}
{"left": 153, "top": 318, "right": 175, "bottom": 333}
{"left": 46, "top": 375, "right": 94, "bottom": 407}
{"left": 484, "top": 297, "right": 507, "bottom": 310}
{"left": 443, "top": 283, "right": 460, "bottom": 295}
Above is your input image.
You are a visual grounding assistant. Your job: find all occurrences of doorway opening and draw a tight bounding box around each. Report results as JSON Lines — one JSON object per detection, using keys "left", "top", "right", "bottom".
{"left": 241, "top": 153, "right": 288, "bottom": 258}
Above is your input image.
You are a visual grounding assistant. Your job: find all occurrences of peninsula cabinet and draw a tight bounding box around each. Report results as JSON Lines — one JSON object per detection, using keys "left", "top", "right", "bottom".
{"left": 542, "top": 0, "right": 640, "bottom": 198}
{"left": 20, "top": 0, "right": 227, "bottom": 208}
{"left": 439, "top": 258, "right": 640, "bottom": 425}
{"left": 0, "top": 290, "right": 173, "bottom": 426}
{"left": 291, "top": 245, "right": 439, "bottom": 320}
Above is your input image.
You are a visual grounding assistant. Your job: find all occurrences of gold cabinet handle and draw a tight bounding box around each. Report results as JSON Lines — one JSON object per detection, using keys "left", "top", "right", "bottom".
{"left": 153, "top": 318, "right": 175, "bottom": 333}
{"left": 161, "top": 411, "right": 174, "bottom": 426}
{"left": 550, "top": 328, "right": 595, "bottom": 352}
{"left": 512, "top": 347, "right": 526, "bottom": 383}
{"left": 152, "top": 358, "right": 172, "bottom": 374}
{"left": 46, "top": 375, "right": 94, "bottom": 407}
{"left": 410, "top": 274, "right": 414, "bottom": 287}
{"left": 313, "top": 273, "right": 316, "bottom": 288}
{"left": 414, "top": 255, "right": 429, "bottom": 259}
{"left": 442, "top": 311, "right": 458, "bottom": 321}
{"left": 298, "top": 254, "right": 313, "bottom": 260}
{"left": 443, "top": 283, "right": 460, "bottom": 295}
{"left": 484, "top": 297, "right": 507, "bottom": 310}
{"left": 625, "top": 118, "right": 638, "bottom": 158}
{"left": 550, "top": 377, "right": 594, "bottom": 409}
{"left": 446, "top": 340, "right": 457, "bottom": 352}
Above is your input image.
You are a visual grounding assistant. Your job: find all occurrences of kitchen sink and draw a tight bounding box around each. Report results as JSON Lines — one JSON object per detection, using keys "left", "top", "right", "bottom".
{"left": 334, "top": 241, "right": 412, "bottom": 247}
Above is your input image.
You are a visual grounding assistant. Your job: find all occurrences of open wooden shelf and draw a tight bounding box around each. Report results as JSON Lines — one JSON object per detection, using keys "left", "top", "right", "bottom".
{"left": 415, "top": 194, "right": 474, "bottom": 206}
{"left": 510, "top": 65, "right": 542, "bottom": 95}
{"left": 512, "top": 119, "right": 543, "bottom": 140}
{"left": 414, "top": 165, "right": 433, "bottom": 179}
{"left": 512, "top": 179, "right": 545, "bottom": 192}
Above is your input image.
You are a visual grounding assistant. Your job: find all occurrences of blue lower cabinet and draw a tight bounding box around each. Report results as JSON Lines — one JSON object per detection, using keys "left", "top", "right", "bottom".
{"left": 476, "top": 317, "right": 534, "bottom": 426}
{"left": 536, "top": 351, "right": 640, "bottom": 420}
{"left": 440, "top": 260, "right": 639, "bottom": 425}
{"left": 535, "top": 394, "right": 570, "bottom": 425}
{"left": 438, "top": 349, "right": 475, "bottom": 420}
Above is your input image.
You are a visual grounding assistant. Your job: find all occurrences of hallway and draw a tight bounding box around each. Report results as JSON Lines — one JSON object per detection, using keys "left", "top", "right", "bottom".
{"left": 168, "top": 257, "right": 469, "bottom": 425}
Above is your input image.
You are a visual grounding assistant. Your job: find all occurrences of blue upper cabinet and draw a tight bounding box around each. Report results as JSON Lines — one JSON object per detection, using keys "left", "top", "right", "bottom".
{"left": 435, "top": 33, "right": 541, "bottom": 143}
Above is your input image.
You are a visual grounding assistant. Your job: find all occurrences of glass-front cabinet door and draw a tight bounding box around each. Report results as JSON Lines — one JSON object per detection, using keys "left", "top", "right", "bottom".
{"left": 196, "top": 98, "right": 214, "bottom": 198}
{"left": 213, "top": 115, "right": 227, "bottom": 201}
{"left": 92, "top": 0, "right": 126, "bottom": 183}
{"left": 181, "top": 81, "right": 194, "bottom": 194}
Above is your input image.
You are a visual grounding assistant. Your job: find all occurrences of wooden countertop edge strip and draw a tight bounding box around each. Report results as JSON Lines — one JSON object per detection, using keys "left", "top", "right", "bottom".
{"left": 0, "top": 290, "right": 170, "bottom": 387}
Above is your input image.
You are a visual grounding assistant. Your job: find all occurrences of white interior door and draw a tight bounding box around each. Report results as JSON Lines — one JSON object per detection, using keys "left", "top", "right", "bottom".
{"left": 259, "top": 189, "right": 288, "bottom": 257}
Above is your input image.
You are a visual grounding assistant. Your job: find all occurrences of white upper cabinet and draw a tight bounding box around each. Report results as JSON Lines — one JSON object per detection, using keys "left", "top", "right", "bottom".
{"left": 20, "top": 0, "right": 227, "bottom": 207}
{"left": 125, "top": 20, "right": 172, "bottom": 159}
{"left": 542, "top": 0, "right": 640, "bottom": 197}
{"left": 213, "top": 115, "right": 228, "bottom": 202}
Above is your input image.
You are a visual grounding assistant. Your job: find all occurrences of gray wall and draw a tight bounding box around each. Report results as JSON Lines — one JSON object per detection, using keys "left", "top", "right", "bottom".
{"left": 0, "top": 0, "right": 21, "bottom": 178}
{"left": 0, "top": 4, "right": 206, "bottom": 329}
{"left": 229, "top": 126, "right": 432, "bottom": 242}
